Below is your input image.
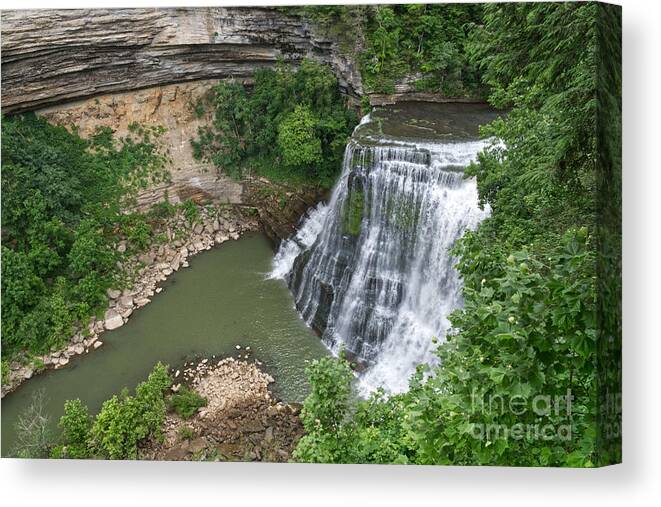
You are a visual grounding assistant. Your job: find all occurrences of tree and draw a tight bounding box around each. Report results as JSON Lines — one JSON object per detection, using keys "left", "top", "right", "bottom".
{"left": 52, "top": 399, "right": 92, "bottom": 459}
{"left": 277, "top": 105, "right": 323, "bottom": 169}
{"left": 89, "top": 363, "right": 170, "bottom": 459}
{"left": 11, "top": 390, "right": 53, "bottom": 459}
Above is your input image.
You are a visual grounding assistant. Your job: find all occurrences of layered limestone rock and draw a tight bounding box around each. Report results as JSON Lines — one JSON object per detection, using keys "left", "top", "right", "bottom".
{"left": 1, "top": 7, "right": 363, "bottom": 207}
{"left": 1, "top": 7, "right": 363, "bottom": 113}
{"left": 37, "top": 80, "right": 243, "bottom": 208}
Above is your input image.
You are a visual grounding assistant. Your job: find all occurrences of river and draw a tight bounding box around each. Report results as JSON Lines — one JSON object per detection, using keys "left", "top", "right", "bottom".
{"left": 1, "top": 233, "right": 328, "bottom": 455}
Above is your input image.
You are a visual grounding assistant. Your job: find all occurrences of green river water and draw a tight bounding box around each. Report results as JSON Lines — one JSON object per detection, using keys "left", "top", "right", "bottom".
{"left": 1, "top": 233, "right": 328, "bottom": 455}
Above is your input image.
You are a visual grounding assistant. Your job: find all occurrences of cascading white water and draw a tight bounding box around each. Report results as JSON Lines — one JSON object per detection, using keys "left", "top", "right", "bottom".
{"left": 271, "top": 113, "right": 491, "bottom": 395}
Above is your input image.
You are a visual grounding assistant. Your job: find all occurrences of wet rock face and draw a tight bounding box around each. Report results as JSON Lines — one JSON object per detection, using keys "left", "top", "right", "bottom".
{"left": 243, "top": 177, "right": 328, "bottom": 246}
{"left": 1, "top": 7, "right": 363, "bottom": 113}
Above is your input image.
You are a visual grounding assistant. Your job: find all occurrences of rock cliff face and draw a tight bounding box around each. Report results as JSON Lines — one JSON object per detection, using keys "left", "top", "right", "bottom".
{"left": 1, "top": 7, "right": 363, "bottom": 210}
{"left": 37, "top": 80, "right": 243, "bottom": 208}
{"left": 1, "top": 7, "right": 363, "bottom": 113}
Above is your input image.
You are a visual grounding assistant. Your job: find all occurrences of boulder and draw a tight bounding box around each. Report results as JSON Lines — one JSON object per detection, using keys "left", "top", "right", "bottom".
{"left": 138, "top": 253, "right": 155, "bottom": 265}
{"left": 104, "top": 309, "right": 124, "bottom": 330}
{"left": 163, "top": 445, "right": 190, "bottom": 461}
{"left": 264, "top": 426, "right": 274, "bottom": 443}
{"left": 106, "top": 288, "right": 121, "bottom": 299}
{"left": 135, "top": 297, "right": 151, "bottom": 307}
{"left": 119, "top": 295, "right": 134, "bottom": 307}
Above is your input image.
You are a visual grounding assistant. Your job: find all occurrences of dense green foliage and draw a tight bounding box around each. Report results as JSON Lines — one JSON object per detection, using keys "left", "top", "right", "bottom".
{"left": 191, "top": 60, "right": 356, "bottom": 187}
{"left": 361, "top": 4, "right": 484, "bottom": 95}
{"left": 288, "top": 4, "right": 484, "bottom": 96}
{"left": 295, "top": 2, "right": 618, "bottom": 467}
{"left": 168, "top": 386, "right": 207, "bottom": 419}
{"left": 1, "top": 114, "right": 168, "bottom": 360}
{"left": 89, "top": 362, "right": 170, "bottom": 459}
{"left": 277, "top": 105, "right": 323, "bottom": 168}
{"left": 51, "top": 399, "right": 92, "bottom": 459}
{"left": 46, "top": 363, "right": 171, "bottom": 460}
{"left": 294, "top": 356, "right": 411, "bottom": 464}
{"left": 594, "top": 4, "right": 622, "bottom": 464}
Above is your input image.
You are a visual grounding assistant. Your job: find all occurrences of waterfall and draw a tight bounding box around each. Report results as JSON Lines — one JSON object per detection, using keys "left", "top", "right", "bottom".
{"left": 271, "top": 118, "right": 491, "bottom": 395}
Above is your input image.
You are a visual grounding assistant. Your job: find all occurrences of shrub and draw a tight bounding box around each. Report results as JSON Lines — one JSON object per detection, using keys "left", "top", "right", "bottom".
{"left": 168, "top": 386, "right": 207, "bottom": 419}
{"left": 149, "top": 198, "right": 177, "bottom": 220}
{"left": 89, "top": 363, "right": 170, "bottom": 459}
{"left": 53, "top": 399, "right": 92, "bottom": 459}
{"left": 181, "top": 199, "right": 200, "bottom": 224}
{"left": 277, "top": 105, "right": 323, "bottom": 169}
{"left": 1, "top": 359, "right": 9, "bottom": 386}
{"left": 177, "top": 426, "right": 195, "bottom": 441}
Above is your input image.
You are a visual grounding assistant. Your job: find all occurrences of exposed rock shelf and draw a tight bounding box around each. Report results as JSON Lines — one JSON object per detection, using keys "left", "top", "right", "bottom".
{"left": 143, "top": 357, "right": 303, "bottom": 462}
{"left": 1, "top": 7, "right": 363, "bottom": 113}
{"left": 243, "top": 176, "right": 328, "bottom": 246}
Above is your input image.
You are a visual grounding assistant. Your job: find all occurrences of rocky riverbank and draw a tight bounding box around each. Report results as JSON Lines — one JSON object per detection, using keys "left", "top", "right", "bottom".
{"left": 142, "top": 355, "right": 304, "bottom": 462}
{"left": 1, "top": 204, "right": 259, "bottom": 397}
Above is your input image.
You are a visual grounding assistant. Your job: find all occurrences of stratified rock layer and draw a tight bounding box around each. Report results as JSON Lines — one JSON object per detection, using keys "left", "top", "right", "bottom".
{"left": 36, "top": 80, "right": 243, "bottom": 208}
{"left": 1, "top": 7, "right": 362, "bottom": 113}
